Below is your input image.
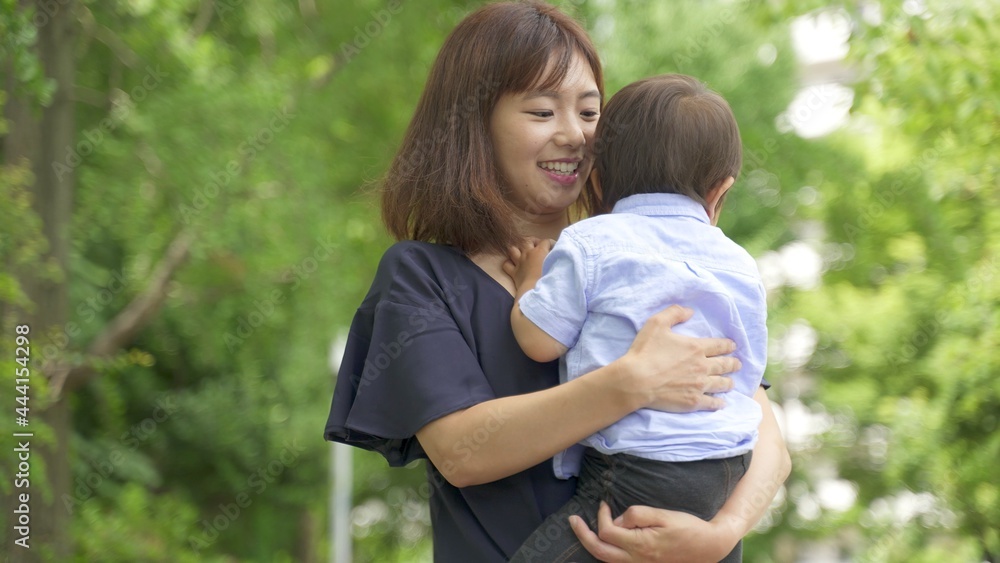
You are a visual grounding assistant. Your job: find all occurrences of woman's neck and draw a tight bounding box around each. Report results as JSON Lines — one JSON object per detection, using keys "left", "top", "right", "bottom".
{"left": 466, "top": 209, "right": 571, "bottom": 297}
{"left": 512, "top": 209, "right": 571, "bottom": 242}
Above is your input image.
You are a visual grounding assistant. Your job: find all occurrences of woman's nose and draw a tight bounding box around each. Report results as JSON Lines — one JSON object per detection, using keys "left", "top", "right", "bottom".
{"left": 554, "top": 116, "right": 586, "bottom": 148}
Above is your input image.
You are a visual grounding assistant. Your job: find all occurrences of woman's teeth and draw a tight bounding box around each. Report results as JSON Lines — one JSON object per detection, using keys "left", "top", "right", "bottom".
{"left": 539, "top": 161, "right": 579, "bottom": 174}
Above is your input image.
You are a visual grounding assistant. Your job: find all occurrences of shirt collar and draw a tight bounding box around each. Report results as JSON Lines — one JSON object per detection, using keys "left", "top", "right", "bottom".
{"left": 610, "top": 193, "right": 709, "bottom": 224}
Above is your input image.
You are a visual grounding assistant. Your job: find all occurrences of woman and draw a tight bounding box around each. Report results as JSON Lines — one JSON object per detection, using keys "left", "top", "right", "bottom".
{"left": 324, "top": 3, "right": 790, "bottom": 561}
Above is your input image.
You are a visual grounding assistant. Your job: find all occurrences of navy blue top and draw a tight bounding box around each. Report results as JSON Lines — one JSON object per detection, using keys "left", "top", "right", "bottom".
{"left": 324, "top": 241, "right": 577, "bottom": 561}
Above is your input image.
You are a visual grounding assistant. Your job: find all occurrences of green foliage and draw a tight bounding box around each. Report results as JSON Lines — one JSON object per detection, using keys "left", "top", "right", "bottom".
{"left": 71, "top": 483, "right": 228, "bottom": 563}
{"left": 0, "top": 159, "right": 47, "bottom": 307}
{"left": 760, "top": 0, "right": 1000, "bottom": 559}
{"left": 0, "top": 1, "right": 56, "bottom": 104}
{"left": 2, "top": 0, "right": 996, "bottom": 559}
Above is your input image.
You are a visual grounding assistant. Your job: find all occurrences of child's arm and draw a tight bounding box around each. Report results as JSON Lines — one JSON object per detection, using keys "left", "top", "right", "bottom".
{"left": 503, "top": 239, "right": 569, "bottom": 362}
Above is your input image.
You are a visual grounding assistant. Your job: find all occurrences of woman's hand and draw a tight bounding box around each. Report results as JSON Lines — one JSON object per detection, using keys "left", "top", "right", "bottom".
{"left": 415, "top": 306, "right": 747, "bottom": 487}
{"left": 612, "top": 305, "right": 740, "bottom": 413}
{"left": 569, "top": 502, "right": 737, "bottom": 563}
{"left": 569, "top": 388, "right": 791, "bottom": 561}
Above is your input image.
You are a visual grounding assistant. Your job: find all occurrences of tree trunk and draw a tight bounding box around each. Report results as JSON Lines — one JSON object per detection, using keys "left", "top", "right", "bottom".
{"left": 2, "top": 1, "right": 77, "bottom": 560}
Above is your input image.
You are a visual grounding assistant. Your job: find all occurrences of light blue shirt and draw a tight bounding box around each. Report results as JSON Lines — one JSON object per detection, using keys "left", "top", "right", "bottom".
{"left": 518, "top": 193, "right": 767, "bottom": 479}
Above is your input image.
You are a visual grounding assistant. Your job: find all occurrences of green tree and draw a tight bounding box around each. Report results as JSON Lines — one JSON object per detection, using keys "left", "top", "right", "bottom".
{"left": 756, "top": 0, "right": 999, "bottom": 560}
{"left": 4, "top": 0, "right": 995, "bottom": 560}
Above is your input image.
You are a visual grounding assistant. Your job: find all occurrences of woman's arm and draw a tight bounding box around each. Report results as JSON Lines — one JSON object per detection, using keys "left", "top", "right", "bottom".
{"left": 569, "top": 386, "right": 791, "bottom": 562}
{"left": 415, "top": 305, "right": 740, "bottom": 488}
{"left": 713, "top": 387, "right": 790, "bottom": 541}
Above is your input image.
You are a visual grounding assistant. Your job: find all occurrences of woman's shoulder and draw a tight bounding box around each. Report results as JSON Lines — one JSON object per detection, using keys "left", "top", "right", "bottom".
{"left": 381, "top": 239, "right": 460, "bottom": 262}
{"left": 364, "top": 241, "right": 474, "bottom": 309}
{"left": 375, "top": 240, "right": 466, "bottom": 278}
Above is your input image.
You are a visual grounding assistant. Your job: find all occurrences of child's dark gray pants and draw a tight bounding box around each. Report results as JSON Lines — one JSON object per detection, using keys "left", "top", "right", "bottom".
{"left": 510, "top": 447, "right": 751, "bottom": 563}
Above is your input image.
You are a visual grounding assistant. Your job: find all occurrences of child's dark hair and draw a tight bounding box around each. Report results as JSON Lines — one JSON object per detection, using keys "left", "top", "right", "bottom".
{"left": 588, "top": 74, "right": 741, "bottom": 214}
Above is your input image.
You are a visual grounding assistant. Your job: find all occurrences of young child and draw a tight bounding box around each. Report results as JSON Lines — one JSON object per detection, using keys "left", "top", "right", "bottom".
{"left": 506, "top": 74, "right": 767, "bottom": 563}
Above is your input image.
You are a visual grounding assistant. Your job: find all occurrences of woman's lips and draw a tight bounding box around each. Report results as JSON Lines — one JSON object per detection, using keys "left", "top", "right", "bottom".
{"left": 539, "top": 167, "right": 580, "bottom": 186}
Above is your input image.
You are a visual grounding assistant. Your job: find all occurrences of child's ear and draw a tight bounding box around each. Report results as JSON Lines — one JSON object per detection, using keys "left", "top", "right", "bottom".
{"left": 706, "top": 176, "right": 735, "bottom": 225}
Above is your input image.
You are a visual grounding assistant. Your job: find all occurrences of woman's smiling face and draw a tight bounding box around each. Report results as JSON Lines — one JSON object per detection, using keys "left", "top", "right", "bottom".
{"left": 489, "top": 51, "right": 601, "bottom": 219}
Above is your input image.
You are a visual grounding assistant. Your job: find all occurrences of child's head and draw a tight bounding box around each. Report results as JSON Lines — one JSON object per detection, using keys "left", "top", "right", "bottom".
{"left": 588, "top": 74, "right": 742, "bottom": 223}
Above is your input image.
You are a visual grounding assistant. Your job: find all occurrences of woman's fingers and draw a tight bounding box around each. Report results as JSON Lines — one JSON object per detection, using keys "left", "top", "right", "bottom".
{"left": 615, "top": 504, "right": 668, "bottom": 529}
{"left": 700, "top": 356, "right": 743, "bottom": 375}
{"left": 571, "top": 503, "right": 632, "bottom": 562}
{"left": 694, "top": 393, "right": 726, "bottom": 411}
{"left": 624, "top": 304, "right": 747, "bottom": 413}
{"left": 699, "top": 337, "right": 737, "bottom": 357}
{"left": 704, "top": 375, "right": 735, "bottom": 394}
{"left": 706, "top": 356, "right": 741, "bottom": 376}
{"left": 646, "top": 304, "right": 694, "bottom": 328}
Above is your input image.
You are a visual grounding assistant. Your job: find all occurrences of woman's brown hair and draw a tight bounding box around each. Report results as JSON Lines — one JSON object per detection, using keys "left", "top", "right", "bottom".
{"left": 381, "top": 1, "right": 604, "bottom": 255}
{"left": 587, "top": 74, "right": 742, "bottom": 215}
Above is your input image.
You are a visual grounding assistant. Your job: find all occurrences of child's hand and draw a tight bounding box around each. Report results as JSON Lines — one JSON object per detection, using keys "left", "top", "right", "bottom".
{"left": 502, "top": 237, "right": 554, "bottom": 293}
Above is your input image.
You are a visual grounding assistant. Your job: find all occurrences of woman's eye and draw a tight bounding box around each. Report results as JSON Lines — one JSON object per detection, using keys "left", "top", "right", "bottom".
{"left": 581, "top": 110, "right": 599, "bottom": 119}
{"left": 528, "top": 111, "right": 554, "bottom": 118}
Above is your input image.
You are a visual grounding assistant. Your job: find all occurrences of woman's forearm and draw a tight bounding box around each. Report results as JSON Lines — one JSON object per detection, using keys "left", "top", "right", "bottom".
{"left": 712, "top": 387, "right": 791, "bottom": 542}
{"left": 416, "top": 305, "right": 740, "bottom": 488}
{"left": 416, "top": 361, "right": 633, "bottom": 487}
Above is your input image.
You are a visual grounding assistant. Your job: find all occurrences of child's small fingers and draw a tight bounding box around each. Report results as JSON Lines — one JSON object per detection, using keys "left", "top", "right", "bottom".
{"left": 501, "top": 260, "right": 516, "bottom": 277}
{"left": 527, "top": 242, "right": 552, "bottom": 258}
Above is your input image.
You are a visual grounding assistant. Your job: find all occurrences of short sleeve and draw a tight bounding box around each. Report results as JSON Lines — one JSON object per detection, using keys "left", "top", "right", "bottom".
{"left": 324, "top": 247, "right": 496, "bottom": 467}
{"left": 517, "top": 233, "right": 590, "bottom": 348}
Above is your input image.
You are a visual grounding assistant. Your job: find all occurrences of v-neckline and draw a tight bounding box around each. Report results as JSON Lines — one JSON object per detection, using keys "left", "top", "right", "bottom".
{"left": 445, "top": 246, "right": 516, "bottom": 300}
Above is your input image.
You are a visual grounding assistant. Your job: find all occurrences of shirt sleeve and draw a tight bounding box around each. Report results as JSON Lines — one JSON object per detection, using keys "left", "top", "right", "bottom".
{"left": 324, "top": 248, "right": 496, "bottom": 467}
{"left": 516, "top": 232, "right": 590, "bottom": 349}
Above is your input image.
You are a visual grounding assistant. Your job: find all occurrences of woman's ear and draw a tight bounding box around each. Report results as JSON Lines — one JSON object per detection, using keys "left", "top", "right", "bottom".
{"left": 705, "top": 176, "right": 735, "bottom": 225}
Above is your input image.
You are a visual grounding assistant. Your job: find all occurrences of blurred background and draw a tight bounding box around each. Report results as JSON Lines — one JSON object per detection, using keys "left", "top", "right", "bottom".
{"left": 0, "top": 0, "right": 997, "bottom": 561}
